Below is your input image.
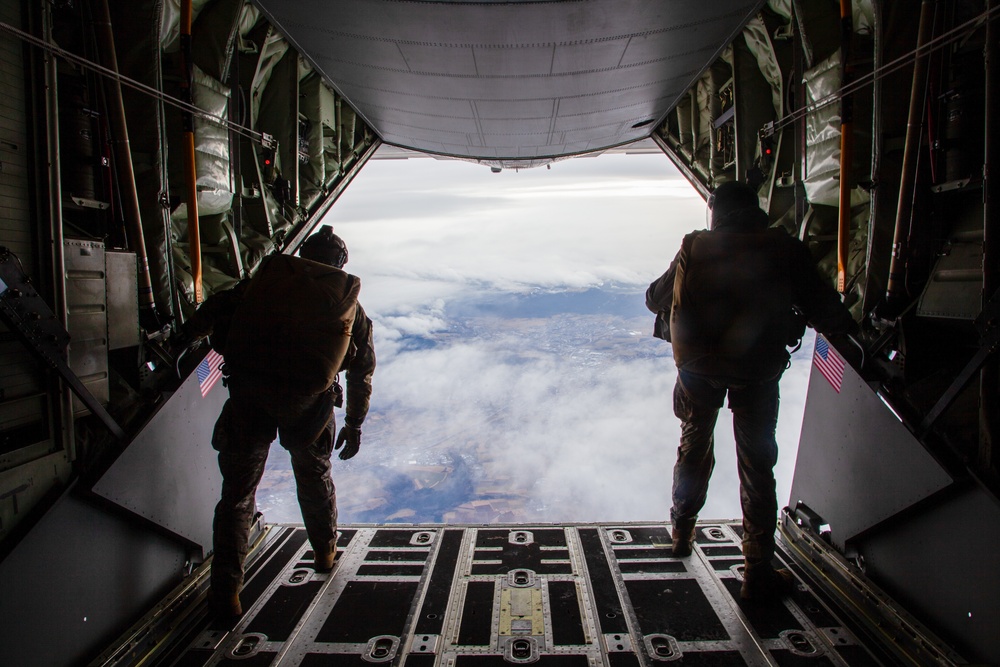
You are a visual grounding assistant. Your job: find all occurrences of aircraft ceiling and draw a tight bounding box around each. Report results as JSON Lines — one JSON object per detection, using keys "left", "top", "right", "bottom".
{"left": 254, "top": 0, "right": 762, "bottom": 166}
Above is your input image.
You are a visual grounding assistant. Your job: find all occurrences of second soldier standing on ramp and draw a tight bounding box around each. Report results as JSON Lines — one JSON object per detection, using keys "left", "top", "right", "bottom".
{"left": 646, "top": 181, "right": 855, "bottom": 603}
{"left": 181, "top": 226, "right": 375, "bottom": 618}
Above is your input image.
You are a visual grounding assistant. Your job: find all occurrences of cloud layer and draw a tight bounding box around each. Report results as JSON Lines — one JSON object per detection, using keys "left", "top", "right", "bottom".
{"left": 258, "top": 153, "right": 817, "bottom": 526}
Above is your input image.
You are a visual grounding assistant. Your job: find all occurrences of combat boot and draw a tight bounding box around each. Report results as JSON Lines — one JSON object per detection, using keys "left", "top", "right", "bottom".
{"left": 208, "top": 584, "right": 242, "bottom": 618}
{"left": 314, "top": 547, "right": 337, "bottom": 572}
{"left": 740, "top": 560, "right": 796, "bottom": 603}
{"left": 670, "top": 518, "right": 697, "bottom": 557}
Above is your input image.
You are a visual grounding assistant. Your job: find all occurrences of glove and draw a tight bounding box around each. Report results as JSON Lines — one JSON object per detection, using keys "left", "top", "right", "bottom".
{"left": 334, "top": 425, "right": 362, "bottom": 460}
{"left": 170, "top": 327, "right": 202, "bottom": 356}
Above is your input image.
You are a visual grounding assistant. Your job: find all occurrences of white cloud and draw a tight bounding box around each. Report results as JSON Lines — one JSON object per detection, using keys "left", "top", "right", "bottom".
{"left": 260, "top": 151, "right": 818, "bottom": 526}
{"left": 310, "top": 324, "right": 814, "bottom": 524}
{"left": 325, "top": 154, "right": 705, "bottom": 314}
{"left": 380, "top": 312, "right": 449, "bottom": 338}
{"left": 260, "top": 324, "right": 818, "bottom": 525}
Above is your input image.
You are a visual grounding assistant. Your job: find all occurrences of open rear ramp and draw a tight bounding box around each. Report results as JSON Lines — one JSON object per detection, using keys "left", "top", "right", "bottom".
{"left": 94, "top": 523, "right": 891, "bottom": 667}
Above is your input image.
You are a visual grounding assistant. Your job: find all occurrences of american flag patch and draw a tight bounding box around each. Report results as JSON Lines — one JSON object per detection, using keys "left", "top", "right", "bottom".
{"left": 196, "top": 349, "right": 224, "bottom": 398}
{"left": 813, "top": 336, "right": 845, "bottom": 393}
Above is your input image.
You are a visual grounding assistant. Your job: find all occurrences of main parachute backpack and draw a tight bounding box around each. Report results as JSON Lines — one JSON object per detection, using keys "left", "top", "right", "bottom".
{"left": 224, "top": 254, "right": 360, "bottom": 394}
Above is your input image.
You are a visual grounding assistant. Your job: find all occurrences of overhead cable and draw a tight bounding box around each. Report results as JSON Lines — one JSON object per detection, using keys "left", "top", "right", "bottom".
{"left": 0, "top": 18, "right": 274, "bottom": 148}
{"left": 766, "top": 4, "right": 1000, "bottom": 137}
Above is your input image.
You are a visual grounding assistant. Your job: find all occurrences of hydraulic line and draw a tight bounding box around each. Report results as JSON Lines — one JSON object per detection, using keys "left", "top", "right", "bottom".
{"left": 0, "top": 18, "right": 272, "bottom": 148}
{"left": 93, "top": 0, "right": 157, "bottom": 317}
{"left": 42, "top": 1, "right": 75, "bottom": 456}
{"left": 983, "top": 0, "right": 999, "bottom": 472}
{"left": 179, "top": 0, "right": 202, "bottom": 303}
{"left": 792, "top": 1, "right": 807, "bottom": 238}
{"left": 886, "top": 0, "right": 935, "bottom": 303}
{"left": 837, "top": 0, "right": 854, "bottom": 293}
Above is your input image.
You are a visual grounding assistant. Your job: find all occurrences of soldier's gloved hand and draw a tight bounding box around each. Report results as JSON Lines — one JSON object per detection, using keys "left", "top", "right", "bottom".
{"left": 334, "top": 425, "right": 362, "bottom": 460}
{"left": 170, "top": 326, "right": 202, "bottom": 356}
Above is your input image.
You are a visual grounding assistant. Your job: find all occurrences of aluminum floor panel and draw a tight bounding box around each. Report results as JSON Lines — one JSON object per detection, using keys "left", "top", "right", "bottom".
{"left": 105, "top": 523, "right": 882, "bottom": 667}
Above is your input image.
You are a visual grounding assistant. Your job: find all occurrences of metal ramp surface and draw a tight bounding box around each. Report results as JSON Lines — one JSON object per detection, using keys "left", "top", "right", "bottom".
{"left": 98, "top": 523, "right": 883, "bottom": 666}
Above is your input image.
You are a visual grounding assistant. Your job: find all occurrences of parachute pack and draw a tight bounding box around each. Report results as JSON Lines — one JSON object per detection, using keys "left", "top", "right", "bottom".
{"left": 224, "top": 254, "right": 360, "bottom": 394}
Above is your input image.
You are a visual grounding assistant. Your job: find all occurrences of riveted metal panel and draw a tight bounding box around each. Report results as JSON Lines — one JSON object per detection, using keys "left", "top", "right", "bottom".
{"left": 256, "top": 0, "right": 762, "bottom": 161}
{"left": 0, "top": 486, "right": 187, "bottom": 667}
{"left": 857, "top": 486, "right": 1000, "bottom": 664}
{"left": 917, "top": 198, "right": 984, "bottom": 321}
{"left": 91, "top": 360, "right": 225, "bottom": 551}
{"left": 99, "top": 522, "right": 887, "bottom": 666}
{"left": 64, "top": 239, "right": 109, "bottom": 414}
{"left": 106, "top": 251, "right": 139, "bottom": 350}
{"left": 790, "top": 336, "right": 954, "bottom": 547}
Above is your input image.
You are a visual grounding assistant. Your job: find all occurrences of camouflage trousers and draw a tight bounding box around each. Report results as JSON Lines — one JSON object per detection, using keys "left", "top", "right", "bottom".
{"left": 670, "top": 370, "right": 781, "bottom": 564}
{"left": 210, "top": 376, "right": 338, "bottom": 593}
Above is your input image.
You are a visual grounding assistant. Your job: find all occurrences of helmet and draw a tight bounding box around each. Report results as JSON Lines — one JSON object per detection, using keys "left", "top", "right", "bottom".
{"left": 706, "top": 181, "right": 761, "bottom": 229}
{"left": 299, "top": 226, "right": 348, "bottom": 268}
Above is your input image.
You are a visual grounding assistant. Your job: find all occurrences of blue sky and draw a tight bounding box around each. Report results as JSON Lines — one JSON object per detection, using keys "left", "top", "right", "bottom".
{"left": 260, "top": 149, "right": 818, "bottom": 524}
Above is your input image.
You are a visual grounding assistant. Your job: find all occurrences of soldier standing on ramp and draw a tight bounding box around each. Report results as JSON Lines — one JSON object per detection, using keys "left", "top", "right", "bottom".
{"left": 646, "top": 181, "right": 854, "bottom": 602}
{"left": 180, "top": 226, "right": 375, "bottom": 617}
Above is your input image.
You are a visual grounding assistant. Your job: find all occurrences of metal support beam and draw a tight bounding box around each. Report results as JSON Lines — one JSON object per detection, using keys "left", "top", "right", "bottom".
{"left": 41, "top": 0, "right": 74, "bottom": 457}
{"left": 885, "top": 0, "right": 935, "bottom": 302}
{"left": 282, "top": 137, "right": 381, "bottom": 256}
{"left": 650, "top": 131, "right": 710, "bottom": 201}
{"left": 981, "top": 0, "right": 999, "bottom": 473}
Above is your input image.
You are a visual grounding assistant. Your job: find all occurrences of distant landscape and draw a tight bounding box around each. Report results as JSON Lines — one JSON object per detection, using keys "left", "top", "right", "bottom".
{"left": 257, "top": 285, "right": 817, "bottom": 526}
{"left": 256, "top": 152, "right": 816, "bottom": 527}
{"left": 258, "top": 286, "right": 673, "bottom": 524}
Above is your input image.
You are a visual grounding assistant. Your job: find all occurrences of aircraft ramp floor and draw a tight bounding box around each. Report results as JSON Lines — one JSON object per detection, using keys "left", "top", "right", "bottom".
{"left": 96, "top": 523, "right": 885, "bottom": 667}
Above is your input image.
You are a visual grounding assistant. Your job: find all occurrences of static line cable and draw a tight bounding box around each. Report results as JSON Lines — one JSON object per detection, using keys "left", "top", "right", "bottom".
{"left": 764, "top": 4, "right": 1000, "bottom": 138}
{"left": 0, "top": 19, "right": 275, "bottom": 150}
